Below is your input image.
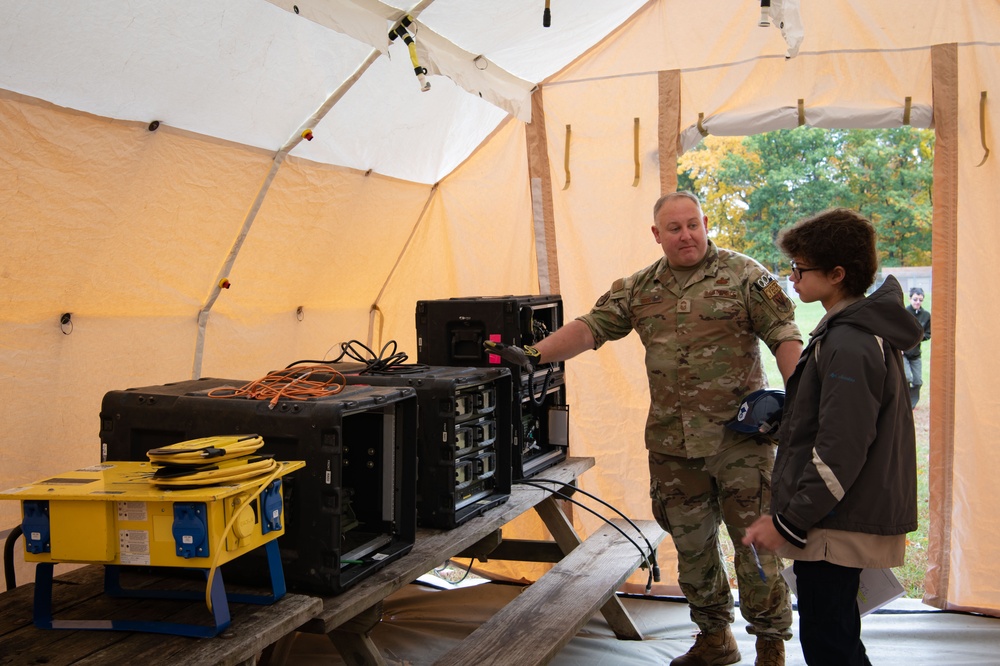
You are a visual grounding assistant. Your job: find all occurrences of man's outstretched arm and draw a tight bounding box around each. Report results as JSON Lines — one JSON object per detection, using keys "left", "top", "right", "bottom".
{"left": 484, "top": 319, "right": 596, "bottom": 371}
{"left": 533, "top": 319, "right": 596, "bottom": 364}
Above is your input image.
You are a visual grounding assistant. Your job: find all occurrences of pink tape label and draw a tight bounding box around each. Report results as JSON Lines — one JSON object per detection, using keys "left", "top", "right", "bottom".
{"left": 488, "top": 334, "right": 501, "bottom": 364}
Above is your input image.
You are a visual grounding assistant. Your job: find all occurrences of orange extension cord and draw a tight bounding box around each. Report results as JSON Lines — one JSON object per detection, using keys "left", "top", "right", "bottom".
{"left": 207, "top": 365, "right": 347, "bottom": 409}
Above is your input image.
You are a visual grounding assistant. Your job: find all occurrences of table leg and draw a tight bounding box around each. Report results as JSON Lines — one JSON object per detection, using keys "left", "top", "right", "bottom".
{"left": 534, "top": 496, "right": 644, "bottom": 640}
{"left": 258, "top": 632, "right": 297, "bottom": 666}
{"left": 327, "top": 600, "right": 386, "bottom": 666}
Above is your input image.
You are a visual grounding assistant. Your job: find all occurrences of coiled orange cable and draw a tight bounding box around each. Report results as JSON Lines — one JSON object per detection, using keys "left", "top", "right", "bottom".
{"left": 207, "top": 365, "right": 346, "bottom": 409}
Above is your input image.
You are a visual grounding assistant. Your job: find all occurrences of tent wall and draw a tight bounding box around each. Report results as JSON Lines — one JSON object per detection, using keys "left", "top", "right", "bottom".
{"left": 529, "top": 0, "right": 1000, "bottom": 610}
{"left": 923, "top": 40, "right": 1000, "bottom": 616}
{"left": 0, "top": 91, "right": 538, "bottom": 523}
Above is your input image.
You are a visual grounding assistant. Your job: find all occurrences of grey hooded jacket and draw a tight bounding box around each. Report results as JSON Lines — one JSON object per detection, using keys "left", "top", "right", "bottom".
{"left": 771, "top": 275, "right": 924, "bottom": 546}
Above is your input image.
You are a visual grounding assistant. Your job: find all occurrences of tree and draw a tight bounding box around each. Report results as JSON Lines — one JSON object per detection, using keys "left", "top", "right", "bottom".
{"left": 677, "top": 136, "right": 755, "bottom": 253}
{"left": 840, "top": 128, "right": 933, "bottom": 266}
{"left": 678, "top": 126, "right": 934, "bottom": 271}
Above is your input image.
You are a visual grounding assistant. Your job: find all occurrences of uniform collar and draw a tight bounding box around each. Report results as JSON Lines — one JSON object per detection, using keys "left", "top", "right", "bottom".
{"left": 655, "top": 240, "right": 719, "bottom": 290}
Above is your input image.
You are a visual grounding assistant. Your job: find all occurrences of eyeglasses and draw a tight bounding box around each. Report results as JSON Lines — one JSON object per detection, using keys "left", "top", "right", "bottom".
{"left": 790, "top": 261, "right": 822, "bottom": 280}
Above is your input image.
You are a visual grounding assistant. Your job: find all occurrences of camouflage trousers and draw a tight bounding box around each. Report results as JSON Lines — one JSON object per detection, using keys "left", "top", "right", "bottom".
{"left": 648, "top": 436, "right": 792, "bottom": 639}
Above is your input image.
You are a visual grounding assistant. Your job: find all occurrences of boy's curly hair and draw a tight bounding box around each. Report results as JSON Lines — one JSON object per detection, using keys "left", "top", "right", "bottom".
{"left": 777, "top": 208, "right": 878, "bottom": 298}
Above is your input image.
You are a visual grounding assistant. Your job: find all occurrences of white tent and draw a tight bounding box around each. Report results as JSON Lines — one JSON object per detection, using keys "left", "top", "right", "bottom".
{"left": 2, "top": 0, "right": 998, "bottom": 617}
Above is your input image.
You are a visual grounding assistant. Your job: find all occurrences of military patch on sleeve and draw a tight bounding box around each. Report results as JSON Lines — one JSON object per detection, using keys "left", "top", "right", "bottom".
{"left": 595, "top": 277, "right": 627, "bottom": 308}
{"left": 753, "top": 272, "right": 794, "bottom": 316}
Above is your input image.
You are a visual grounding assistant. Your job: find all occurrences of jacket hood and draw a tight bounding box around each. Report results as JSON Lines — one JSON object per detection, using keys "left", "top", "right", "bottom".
{"left": 816, "top": 274, "right": 925, "bottom": 351}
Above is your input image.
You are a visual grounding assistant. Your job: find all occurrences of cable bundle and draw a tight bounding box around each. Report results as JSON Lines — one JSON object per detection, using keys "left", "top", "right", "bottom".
{"left": 146, "top": 434, "right": 264, "bottom": 465}
{"left": 146, "top": 434, "right": 278, "bottom": 488}
{"left": 286, "top": 340, "right": 429, "bottom": 376}
{"left": 206, "top": 365, "right": 346, "bottom": 408}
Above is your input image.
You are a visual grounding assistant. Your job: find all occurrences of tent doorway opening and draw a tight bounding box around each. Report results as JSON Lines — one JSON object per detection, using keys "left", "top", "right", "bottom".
{"left": 676, "top": 125, "right": 935, "bottom": 599}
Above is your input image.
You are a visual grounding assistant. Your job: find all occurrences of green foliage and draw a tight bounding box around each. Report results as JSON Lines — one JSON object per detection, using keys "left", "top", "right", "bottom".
{"left": 679, "top": 127, "right": 935, "bottom": 272}
{"left": 677, "top": 136, "right": 757, "bottom": 254}
{"left": 841, "top": 128, "right": 934, "bottom": 266}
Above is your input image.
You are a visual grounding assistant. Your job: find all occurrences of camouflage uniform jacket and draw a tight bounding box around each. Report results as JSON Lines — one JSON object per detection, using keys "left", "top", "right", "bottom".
{"left": 577, "top": 241, "right": 801, "bottom": 458}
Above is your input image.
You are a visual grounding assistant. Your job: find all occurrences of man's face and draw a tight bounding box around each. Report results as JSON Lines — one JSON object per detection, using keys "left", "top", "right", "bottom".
{"left": 910, "top": 292, "right": 924, "bottom": 310}
{"left": 651, "top": 197, "right": 709, "bottom": 268}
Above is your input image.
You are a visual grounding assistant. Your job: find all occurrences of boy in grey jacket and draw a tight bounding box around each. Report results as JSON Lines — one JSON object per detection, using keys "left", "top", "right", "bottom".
{"left": 743, "top": 208, "right": 923, "bottom": 666}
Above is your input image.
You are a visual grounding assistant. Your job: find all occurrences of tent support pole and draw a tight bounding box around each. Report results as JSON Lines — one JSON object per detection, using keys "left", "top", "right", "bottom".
{"left": 923, "top": 42, "right": 959, "bottom": 612}
{"left": 191, "top": 49, "right": 382, "bottom": 379}
{"left": 657, "top": 70, "right": 681, "bottom": 194}
{"left": 526, "top": 87, "right": 559, "bottom": 295}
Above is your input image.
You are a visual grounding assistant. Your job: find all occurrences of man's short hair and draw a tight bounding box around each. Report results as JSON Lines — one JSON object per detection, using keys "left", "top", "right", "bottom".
{"left": 910, "top": 287, "right": 925, "bottom": 297}
{"left": 653, "top": 191, "right": 702, "bottom": 217}
{"left": 777, "top": 208, "right": 878, "bottom": 298}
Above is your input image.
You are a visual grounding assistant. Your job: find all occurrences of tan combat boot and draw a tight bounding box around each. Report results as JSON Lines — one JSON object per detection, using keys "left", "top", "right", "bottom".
{"left": 669, "top": 627, "right": 741, "bottom": 666}
{"left": 754, "top": 635, "right": 785, "bottom": 666}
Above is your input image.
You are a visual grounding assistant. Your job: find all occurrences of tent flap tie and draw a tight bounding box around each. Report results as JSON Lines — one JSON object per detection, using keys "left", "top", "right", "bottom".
{"left": 563, "top": 124, "right": 572, "bottom": 190}
{"left": 633, "top": 117, "right": 641, "bottom": 187}
{"left": 977, "top": 91, "right": 990, "bottom": 167}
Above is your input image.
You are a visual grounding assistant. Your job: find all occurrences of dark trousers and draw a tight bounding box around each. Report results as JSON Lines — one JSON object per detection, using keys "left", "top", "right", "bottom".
{"left": 793, "top": 560, "right": 872, "bottom": 666}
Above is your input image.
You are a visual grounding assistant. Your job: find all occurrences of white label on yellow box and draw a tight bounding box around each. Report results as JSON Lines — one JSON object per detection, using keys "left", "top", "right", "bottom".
{"left": 120, "top": 529, "right": 151, "bottom": 565}
{"left": 117, "top": 501, "right": 148, "bottom": 521}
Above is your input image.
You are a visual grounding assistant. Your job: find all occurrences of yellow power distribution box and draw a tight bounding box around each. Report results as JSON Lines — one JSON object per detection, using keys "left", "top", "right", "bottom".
{"left": 0, "top": 459, "right": 306, "bottom": 637}
{"left": 0, "top": 460, "right": 305, "bottom": 569}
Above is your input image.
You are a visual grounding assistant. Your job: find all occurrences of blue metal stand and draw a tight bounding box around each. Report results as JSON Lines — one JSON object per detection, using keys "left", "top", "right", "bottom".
{"left": 32, "top": 540, "right": 287, "bottom": 638}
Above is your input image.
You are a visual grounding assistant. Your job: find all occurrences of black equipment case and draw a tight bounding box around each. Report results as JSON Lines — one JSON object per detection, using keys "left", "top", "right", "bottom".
{"left": 341, "top": 365, "right": 513, "bottom": 529}
{"left": 516, "top": 370, "right": 570, "bottom": 479}
{"left": 99, "top": 377, "right": 418, "bottom": 595}
{"left": 414, "top": 294, "right": 564, "bottom": 376}
{"left": 415, "top": 295, "right": 569, "bottom": 478}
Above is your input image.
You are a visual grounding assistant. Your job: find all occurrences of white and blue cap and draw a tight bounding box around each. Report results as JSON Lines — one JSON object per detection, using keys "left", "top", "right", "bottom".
{"left": 725, "top": 389, "right": 785, "bottom": 434}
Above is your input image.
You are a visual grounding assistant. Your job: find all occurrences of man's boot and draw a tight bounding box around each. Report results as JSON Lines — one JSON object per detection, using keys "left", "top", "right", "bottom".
{"left": 669, "top": 627, "right": 741, "bottom": 666}
{"left": 754, "top": 635, "right": 785, "bottom": 666}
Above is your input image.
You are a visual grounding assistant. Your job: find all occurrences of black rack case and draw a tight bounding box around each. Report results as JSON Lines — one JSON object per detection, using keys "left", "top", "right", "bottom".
{"left": 342, "top": 366, "right": 513, "bottom": 529}
{"left": 99, "top": 377, "right": 418, "bottom": 595}
{"left": 415, "top": 295, "right": 569, "bottom": 478}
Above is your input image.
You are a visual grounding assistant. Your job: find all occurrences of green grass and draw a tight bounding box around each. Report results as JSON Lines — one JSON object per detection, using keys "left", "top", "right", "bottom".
{"left": 721, "top": 289, "right": 930, "bottom": 598}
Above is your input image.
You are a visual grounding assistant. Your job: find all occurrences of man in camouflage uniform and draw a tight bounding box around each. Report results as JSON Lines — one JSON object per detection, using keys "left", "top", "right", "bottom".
{"left": 487, "top": 191, "right": 802, "bottom": 666}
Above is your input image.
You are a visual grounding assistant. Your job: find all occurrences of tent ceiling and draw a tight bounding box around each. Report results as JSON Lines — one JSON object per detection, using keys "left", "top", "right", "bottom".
{"left": 0, "top": 0, "right": 648, "bottom": 183}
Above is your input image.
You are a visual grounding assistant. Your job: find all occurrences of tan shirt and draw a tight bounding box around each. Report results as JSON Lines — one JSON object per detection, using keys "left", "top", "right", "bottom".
{"left": 778, "top": 529, "right": 906, "bottom": 569}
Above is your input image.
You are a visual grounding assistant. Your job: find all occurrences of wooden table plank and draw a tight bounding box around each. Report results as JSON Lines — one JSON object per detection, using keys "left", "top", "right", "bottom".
{"left": 0, "top": 566, "right": 322, "bottom": 666}
{"left": 433, "top": 519, "right": 666, "bottom": 666}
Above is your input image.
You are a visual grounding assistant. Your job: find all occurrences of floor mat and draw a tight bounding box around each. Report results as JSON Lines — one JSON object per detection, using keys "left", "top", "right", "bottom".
{"left": 286, "top": 582, "right": 1000, "bottom": 665}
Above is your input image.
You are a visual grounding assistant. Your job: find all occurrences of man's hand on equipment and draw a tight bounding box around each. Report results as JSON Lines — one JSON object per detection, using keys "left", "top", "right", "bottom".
{"left": 483, "top": 340, "right": 541, "bottom": 373}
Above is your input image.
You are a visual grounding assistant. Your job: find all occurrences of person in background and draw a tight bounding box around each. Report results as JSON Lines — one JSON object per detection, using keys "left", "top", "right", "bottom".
{"left": 488, "top": 191, "right": 802, "bottom": 666}
{"left": 902, "top": 286, "right": 931, "bottom": 408}
{"left": 743, "top": 208, "right": 923, "bottom": 666}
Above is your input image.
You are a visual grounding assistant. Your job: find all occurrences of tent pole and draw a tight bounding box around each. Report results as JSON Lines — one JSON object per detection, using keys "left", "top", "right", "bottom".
{"left": 923, "top": 41, "right": 959, "bottom": 612}
{"left": 657, "top": 69, "right": 681, "bottom": 195}
{"left": 526, "top": 87, "right": 559, "bottom": 295}
{"left": 192, "top": 49, "right": 382, "bottom": 379}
